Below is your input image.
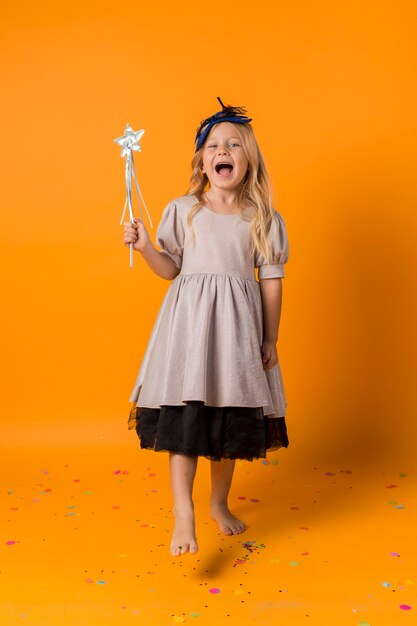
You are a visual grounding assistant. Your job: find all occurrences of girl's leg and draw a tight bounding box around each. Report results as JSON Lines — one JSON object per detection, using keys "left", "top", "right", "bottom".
{"left": 209, "top": 458, "right": 246, "bottom": 535}
{"left": 169, "top": 452, "right": 199, "bottom": 556}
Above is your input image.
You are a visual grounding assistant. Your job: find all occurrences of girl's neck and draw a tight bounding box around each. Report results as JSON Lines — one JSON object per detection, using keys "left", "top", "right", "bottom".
{"left": 203, "top": 188, "right": 240, "bottom": 211}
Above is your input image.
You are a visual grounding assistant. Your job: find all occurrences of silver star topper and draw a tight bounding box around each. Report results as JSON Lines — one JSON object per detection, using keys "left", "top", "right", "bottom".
{"left": 114, "top": 124, "right": 145, "bottom": 158}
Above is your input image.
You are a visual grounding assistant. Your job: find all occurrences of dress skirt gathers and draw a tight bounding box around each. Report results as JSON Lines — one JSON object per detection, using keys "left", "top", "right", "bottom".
{"left": 127, "top": 194, "right": 290, "bottom": 462}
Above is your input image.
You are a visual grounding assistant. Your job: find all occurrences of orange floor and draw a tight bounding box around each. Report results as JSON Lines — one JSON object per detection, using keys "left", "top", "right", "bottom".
{"left": 1, "top": 435, "right": 415, "bottom": 625}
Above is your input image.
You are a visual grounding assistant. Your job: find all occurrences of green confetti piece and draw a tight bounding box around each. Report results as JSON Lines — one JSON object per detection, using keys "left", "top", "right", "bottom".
{"left": 289, "top": 561, "right": 300, "bottom": 566}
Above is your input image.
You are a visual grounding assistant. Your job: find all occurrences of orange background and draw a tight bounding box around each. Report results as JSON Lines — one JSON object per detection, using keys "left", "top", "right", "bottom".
{"left": 1, "top": 2, "right": 417, "bottom": 625}
{"left": 1, "top": 0, "right": 416, "bottom": 462}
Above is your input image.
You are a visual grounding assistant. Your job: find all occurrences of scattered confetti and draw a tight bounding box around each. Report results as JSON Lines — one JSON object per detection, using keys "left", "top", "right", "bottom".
{"left": 241, "top": 541, "right": 265, "bottom": 553}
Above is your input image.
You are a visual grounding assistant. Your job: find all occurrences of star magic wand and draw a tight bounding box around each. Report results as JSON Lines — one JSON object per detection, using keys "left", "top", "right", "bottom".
{"left": 114, "top": 124, "right": 153, "bottom": 267}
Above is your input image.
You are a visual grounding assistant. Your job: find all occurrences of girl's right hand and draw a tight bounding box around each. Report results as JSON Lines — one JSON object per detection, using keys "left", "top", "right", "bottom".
{"left": 123, "top": 218, "right": 150, "bottom": 253}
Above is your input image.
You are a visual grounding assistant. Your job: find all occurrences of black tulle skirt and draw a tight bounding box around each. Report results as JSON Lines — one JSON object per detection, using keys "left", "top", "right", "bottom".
{"left": 128, "top": 401, "right": 289, "bottom": 462}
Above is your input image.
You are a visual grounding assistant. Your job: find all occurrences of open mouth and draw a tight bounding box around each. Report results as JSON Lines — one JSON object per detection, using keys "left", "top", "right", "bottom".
{"left": 215, "top": 162, "right": 234, "bottom": 176}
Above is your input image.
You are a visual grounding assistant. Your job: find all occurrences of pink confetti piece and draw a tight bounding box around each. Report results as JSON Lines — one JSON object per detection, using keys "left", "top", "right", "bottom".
{"left": 301, "top": 552, "right": 310, "bottom": 556}
{"left": 299, "top": 526, "right": 309, "bottom": 531}
{"left": 390, "top": 552, "right": 400, "bottom": 557}
{"left": 238, "top": 496, "right": 247, "bottom": 500}
{"left": 86, "top": 578, "right": 94, "bottom": 583}
{"left": 250, "top": 498, "right": 260, "bottom": 503}
{"left": 114, "top": 470, "right": 121, "bottom": 474}
{"left": 386, "top": 484, "right": 398, "bottom": 488}
{"left": 148, "top": 473, "right": 157, "bottom": 477}
{"left": 74, "top": 479, "right": 80, "bottom": 482}
{"left": 6, "top": 540, "right": 16, "bottom": 545}
{"left": 112, "top": 505, "right": 121, "bottom": 509}
{"left": 400, "top": 605, "right": 412, "bottom": 610}
{"left": 325, "top": 472, "right": 336, "bottom": 476}
{"left": 209, "top": 588, "right": 221, "bottom": 594}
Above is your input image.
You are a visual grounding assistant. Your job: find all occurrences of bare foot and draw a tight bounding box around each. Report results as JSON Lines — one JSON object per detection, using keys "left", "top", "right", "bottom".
{"left": 170, "top": 505, "right": 199, "bottom": 557}
{"left": 210, "top": 502, "right": 247, "bottom": 535}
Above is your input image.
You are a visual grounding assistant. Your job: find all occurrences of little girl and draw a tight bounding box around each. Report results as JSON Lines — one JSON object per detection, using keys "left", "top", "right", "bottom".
{"left": 123, "top": 97, "right": 290, "bottom": 558}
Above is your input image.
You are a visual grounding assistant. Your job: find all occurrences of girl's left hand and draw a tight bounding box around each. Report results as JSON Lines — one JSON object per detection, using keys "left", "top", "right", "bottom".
{"left": 261, "top": 341, "right": 278, "bottom": 370}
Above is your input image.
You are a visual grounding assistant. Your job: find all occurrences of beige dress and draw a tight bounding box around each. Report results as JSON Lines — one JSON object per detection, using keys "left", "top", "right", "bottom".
{"left": 128, "top": 193, "right": 289, "bottom": 429}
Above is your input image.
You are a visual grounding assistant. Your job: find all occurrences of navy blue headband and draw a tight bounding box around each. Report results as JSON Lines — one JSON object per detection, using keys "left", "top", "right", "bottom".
{"left": 194, "top": 97, "right": 252, "bottom": 152}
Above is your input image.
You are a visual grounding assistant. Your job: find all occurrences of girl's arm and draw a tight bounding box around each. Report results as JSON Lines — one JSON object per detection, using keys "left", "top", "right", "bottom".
{"left": 140, "top": 239, "right": 181, "bottom": 281}
{"left": 259, "top": 277, "right": 282, "bottom": 342}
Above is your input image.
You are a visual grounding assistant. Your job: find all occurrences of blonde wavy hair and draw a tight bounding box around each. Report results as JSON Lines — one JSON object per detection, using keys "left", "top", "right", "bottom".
{"left": 184, "top": 121, "right": 276, "bottom": 264}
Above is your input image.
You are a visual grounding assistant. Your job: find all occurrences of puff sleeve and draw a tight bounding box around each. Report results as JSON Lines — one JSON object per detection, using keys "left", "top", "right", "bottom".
{"left": 156, "top": 199, "right": 185, "bottom": 270}
{"left": 255, "top": 210, "right": 289, "bottom": 279}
